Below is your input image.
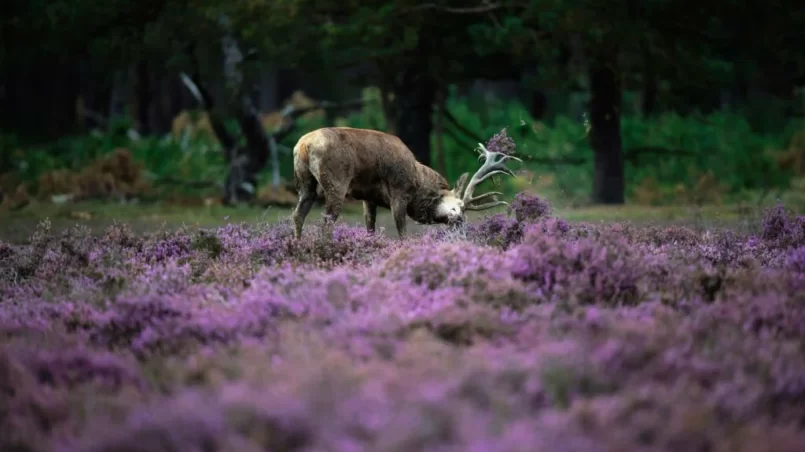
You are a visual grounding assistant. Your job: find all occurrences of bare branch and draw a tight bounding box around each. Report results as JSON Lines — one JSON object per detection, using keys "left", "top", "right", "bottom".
{"left": 178, "top": 70, "right": 238, "bottom": 154}
{"left": 406, "top": 2, "right": 503, "bottom": 14}
{"left": 178, "top": 73, "right": 204, "bottom": 106}
{"left": 444, "top": 126, "right": 478, "bottom": 152}
{"left": 443, "top": 107, "right": 487, "bottom": 144}
{"left": 179, "top": 41, "right": 238, "bottom": 155}
{"left": 444, "top": 107, "right": 587, "bottom": 167}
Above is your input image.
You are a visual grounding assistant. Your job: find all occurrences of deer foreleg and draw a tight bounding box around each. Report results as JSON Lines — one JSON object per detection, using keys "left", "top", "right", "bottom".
{"left": 363, "top": 201, "right": 378, "bottom": 233}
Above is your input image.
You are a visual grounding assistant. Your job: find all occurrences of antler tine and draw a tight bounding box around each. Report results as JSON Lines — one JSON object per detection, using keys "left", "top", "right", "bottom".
{"left": 464, "top": 191, "right": 507, "bottom": 211}
{"left": 452, "top": 172, "right": 470, "bottom": 198}
{"left": 461, "top": 143, "right": 521, "bottom": 208}
{"left": 465, "top": 191, "right": 504, "bottom": 204}
{"left": 465, "top": 200, "right": 509, "bottom": 211}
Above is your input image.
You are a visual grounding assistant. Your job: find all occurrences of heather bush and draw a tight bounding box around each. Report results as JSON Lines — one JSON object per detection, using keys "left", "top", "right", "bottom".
{"left": 761, "top": 203, "right": 805, "bottom": 248}
{"left": 466, "top": 213, "right": 524, "bottom": 249}
{"left": 0, "top": 348, "right": 71, "bottom": 451}
{"left": 253, "top": 219, "right": 396, "bottom": 268}
{"left": 464, "top": 192, "right": 557, "bottom": 250}
{"left": 508, "top": 227, "right": 646, "bottom": 306}
{"left": 508, "top": 191, "right": 553, "bottom": 223}
{"left": 785, "top": 246, "right": 805, "bottom": 273}
{"left": 1, "top": 195, "right": 805, "bottom": 450}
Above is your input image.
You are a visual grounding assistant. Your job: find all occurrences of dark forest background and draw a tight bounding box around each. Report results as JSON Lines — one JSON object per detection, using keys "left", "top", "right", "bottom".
{"left": 2, "top": 0, "right": 805, "bottom": 212}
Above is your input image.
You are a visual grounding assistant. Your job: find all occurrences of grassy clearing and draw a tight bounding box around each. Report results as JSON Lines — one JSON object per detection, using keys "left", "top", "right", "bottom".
{"left": 1, "top": 197, "right": 791, "bottom": 244}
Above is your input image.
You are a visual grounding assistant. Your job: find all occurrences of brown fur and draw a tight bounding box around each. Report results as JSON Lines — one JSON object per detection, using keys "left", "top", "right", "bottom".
{"left": 296, "top": 140, "right": 310, "bottom": 165}
{"left": 291, "top": 127, "right": 458, "bottom": 238}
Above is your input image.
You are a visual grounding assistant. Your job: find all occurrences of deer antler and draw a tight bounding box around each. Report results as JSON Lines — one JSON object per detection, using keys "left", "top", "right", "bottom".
{"left": 459, "top": 143, "right": 521, "bottom": 211}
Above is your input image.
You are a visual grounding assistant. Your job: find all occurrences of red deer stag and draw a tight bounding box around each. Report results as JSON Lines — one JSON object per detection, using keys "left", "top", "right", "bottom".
{"left": 291, "top": 127, "right": 520, "bottom": 238}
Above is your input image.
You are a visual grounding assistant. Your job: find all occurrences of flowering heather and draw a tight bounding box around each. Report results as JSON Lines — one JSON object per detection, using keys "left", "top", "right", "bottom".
{"left": 485, "top": 126, "right": 517, "bottom": 155}
{"left": 762, "top": 203, "right": 805, "bottom": 248}
{"left": 1, "top": 200, "right": 805, "bottom": 451}
{"left": 508, "top": 191, "right": 553, "bottom": 223}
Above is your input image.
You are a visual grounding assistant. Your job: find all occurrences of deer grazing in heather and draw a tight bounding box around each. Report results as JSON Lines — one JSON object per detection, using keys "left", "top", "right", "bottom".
{"left": 291, "top": 127, "right": 521, "bottom": 238}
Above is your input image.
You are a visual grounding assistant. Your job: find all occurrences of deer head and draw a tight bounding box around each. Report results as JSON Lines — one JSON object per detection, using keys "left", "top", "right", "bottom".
{"left": 444, "top": 142, "right": 522, "bottom": 221}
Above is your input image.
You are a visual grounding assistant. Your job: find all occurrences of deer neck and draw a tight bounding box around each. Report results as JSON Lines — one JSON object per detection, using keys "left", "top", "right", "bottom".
{"left": 407, "top": 183, "right": 442, "bottom": 224}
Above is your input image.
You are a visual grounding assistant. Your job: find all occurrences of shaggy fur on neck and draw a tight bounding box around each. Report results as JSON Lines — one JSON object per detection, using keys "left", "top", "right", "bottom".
{"left": 407, "top": 163, "right": 451, "bottom": 224}
{"left": 407, "top": 188, "right": 445, "bottom": 224}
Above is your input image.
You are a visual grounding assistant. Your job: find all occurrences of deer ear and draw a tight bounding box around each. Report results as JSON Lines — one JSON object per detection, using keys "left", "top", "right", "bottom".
{"left": 453, "top": 172, "right": 469, "bottom": 196}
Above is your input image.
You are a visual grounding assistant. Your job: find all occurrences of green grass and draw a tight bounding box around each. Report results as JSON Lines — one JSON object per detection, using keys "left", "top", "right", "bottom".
{"left": 0, "top": 199, "right": 787, "bottom": 244}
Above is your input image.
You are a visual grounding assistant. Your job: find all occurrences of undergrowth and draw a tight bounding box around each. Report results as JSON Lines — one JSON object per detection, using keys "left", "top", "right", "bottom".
{"left": 1, "top": 87, "right": 802, "bottom": 211}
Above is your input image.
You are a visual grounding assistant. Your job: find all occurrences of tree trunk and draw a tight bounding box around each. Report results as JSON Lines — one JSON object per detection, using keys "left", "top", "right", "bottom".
{"left": 218, "top": 16, "right": 271, "bottom": 204}
{"left": 2, "top": 60, "right": 81, "bottom": 142}
{"left": 76, "top": 60, "right": 109, "bottom": 132}
{"left": 434, "top": 89, "right": 447, "bottom": 176}
{"left": 642, "top": 65, "right": 657, "bottom": 117}
{"left": 258, "top": 65, "right": 279, "bottom": 112}
{"left": 392, "top": 63, "right": 436, "bottom": 166}
{"left": 153, "top": 73, "right": 179, "bottom": 135}
{"left": 134, "top": 60, "right": 152, "bottom": 135}
{"left": 589, "top": 58, "right": 625, "bottom": 204}
{"left": 379, "top": 78, "right": 397, "bottom": 135}
{"left": 108, "top": 68, "right": 130, "bottom": 121}
{"left": 169, "top": 75, "right": 183, "bottom": 129}
{"left": 530, "top": 90, "right": 548, "bottom": 120}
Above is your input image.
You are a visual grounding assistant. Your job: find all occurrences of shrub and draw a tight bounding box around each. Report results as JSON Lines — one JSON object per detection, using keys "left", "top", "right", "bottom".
{"left": 762, "top": 203, "right": 805, "bottom": 248}
{"left": 508, "top": 226, "right": 645, "bottom": 306}
{"left": 508, "top": 192, "right": 553, "bottom": 223}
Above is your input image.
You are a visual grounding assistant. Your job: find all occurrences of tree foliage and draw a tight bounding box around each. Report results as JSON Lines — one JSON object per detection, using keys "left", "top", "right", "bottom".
{"left": 456, "top": 0, "right": 804, "bottom": 202}
{"left": 2, "top": 0, "right": 805, "bottom": 204}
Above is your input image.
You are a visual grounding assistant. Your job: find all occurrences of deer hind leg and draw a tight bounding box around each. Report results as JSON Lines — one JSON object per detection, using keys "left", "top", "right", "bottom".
{"left": 292, "top": 175, "right": 318, "bottom": 239}
{"left": 317, "top": 174, "right": 349, "bottom": 229}
{"left": 363, "top": 201, "right": 377, "bottom": 233}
